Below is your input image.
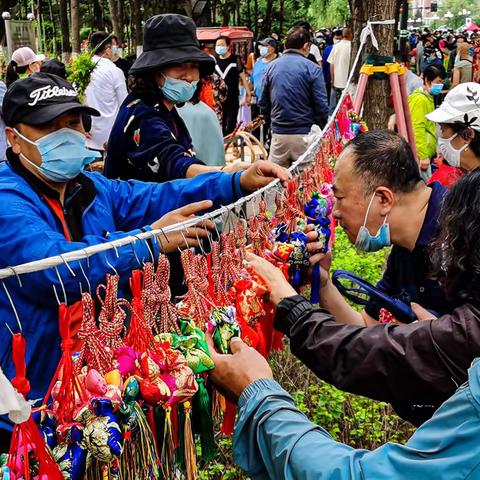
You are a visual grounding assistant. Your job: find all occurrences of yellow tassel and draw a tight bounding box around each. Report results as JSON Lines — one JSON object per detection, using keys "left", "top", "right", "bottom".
{"left": 161, "top": 406, "right": 175, "bottom": 480}
{"left": 184, "top": 401, "right": 198, "bottom": 480}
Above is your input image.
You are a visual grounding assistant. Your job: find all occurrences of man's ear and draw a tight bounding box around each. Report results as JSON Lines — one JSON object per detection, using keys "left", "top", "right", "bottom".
{"left": 5, "top": 126, "right": 21, "bottom": 155}
{"left": 375, "top": 187, "right": 395, "bottom": 215}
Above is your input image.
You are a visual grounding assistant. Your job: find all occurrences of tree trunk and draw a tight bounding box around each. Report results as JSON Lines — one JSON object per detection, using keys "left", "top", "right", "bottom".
{"left": 107, "top": 0, "right": 121, "bottom": 39}
{"left": 59, "top": 0, "right": 70, "bottom": 62}
{"left": 350, "top": 0, "right": 397, "bottom": 129}
{"left": 132, "top": 0, "right": 142, "bottom": 55}
{"left": 253, "top": 0, "right": 258, "bottom": 37}
{"left": 71, "top": 0, "right": 80, "bottom": 56}
{"left": 246, "top": 0, "right": 251, "bottom": 30}
{"left": 92, "top": 0, "right": 104, "bottom": 30}
{"left": 46, "top": 0, "right": 57, "bottom": 56}
{"left": 116, "top": 0, "right": 124, "bottom": 42}
{"left": 263, "top": 0, "right": 274, "bottom": 36}
{"left": 279, "top": 0, "right": 284, "bottom": 35}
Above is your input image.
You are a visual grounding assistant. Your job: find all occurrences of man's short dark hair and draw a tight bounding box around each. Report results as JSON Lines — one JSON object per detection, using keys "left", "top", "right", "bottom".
{"left": 345, "top": 130, "right": 422, "bottom": 195}
{"left": 91, "top": 31, "right": 112, "bottom": 54}
{"left": 285, "top": 26, "right": 311, "bottom": 50}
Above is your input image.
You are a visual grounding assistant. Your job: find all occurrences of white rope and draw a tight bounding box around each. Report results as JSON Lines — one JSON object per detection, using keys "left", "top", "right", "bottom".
{"left": 0, "top": 21, "right": 394, "bottom": 282}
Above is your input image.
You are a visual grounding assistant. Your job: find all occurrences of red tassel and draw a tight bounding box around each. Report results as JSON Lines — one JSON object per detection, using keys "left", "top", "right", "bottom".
{"left": 220, "top": 400, "right": 237, "bottom": 436}
{"left": 7, "top": 333, "right": 63, "bottom": 480}
{"left": 125, "top": 270, "right": 161, "bottom": 354}
{"left": 43, "top": 304, "right": 87, "bottom": 424}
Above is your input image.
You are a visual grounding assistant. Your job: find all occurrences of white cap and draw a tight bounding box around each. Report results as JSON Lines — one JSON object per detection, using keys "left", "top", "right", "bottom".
{"left": 426, "top": 82, "right": 480, "bottom": 131}
{"left": 11, "top": 46, "right": 45, "bottom": 67}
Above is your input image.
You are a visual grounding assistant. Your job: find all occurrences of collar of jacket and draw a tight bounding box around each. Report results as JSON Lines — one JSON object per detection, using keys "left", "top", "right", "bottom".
{"left": 6, "top": 147, "right": 97, "bottom": 240}
{"left": 283, "top": 49, "right": 308, "bottom": 57}
{"left": 6, "top": 147, "right": 94, "bottom": 201}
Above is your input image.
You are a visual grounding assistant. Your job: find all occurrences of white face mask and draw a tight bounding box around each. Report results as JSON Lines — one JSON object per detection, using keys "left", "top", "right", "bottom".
{"left": 437, "top": 133, "right": 469, "bottom": 168}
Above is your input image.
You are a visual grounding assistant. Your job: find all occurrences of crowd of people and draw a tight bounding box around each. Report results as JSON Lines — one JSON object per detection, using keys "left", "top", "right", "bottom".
{"left": 2, "top": 10, "right": 480, "bottom": 480}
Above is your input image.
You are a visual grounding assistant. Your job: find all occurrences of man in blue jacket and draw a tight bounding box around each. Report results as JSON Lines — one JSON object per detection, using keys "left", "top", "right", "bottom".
{"left": 260, "top": 25, "right": 328, "bottom": 167}
{"left": 0, "top": 72, "right": 289, "bottom": 443}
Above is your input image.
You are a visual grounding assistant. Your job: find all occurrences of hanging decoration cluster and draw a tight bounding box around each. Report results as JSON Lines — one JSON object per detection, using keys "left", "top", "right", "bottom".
{"left": 0, "top": 95, "right": 365, "bottom": 480}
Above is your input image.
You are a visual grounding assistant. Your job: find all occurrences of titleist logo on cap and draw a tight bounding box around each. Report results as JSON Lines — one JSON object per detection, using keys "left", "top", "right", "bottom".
{"left": 28, "top": 85, "right": 78, "bottom": 106}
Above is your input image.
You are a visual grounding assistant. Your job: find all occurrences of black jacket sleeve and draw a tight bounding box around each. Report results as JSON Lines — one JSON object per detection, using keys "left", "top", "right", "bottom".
{"left": 274, "top": 295, "right": 480, "bottom": 425}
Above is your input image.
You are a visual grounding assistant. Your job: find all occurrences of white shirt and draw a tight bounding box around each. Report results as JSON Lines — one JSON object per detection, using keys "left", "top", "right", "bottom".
{"left": 309, "top": 44, "right": 322, "bottom": 63}
{"left": 85, "top": 55, "right": 128, "bottom": 151}
{"left": 327, "top": 40, "right": 352, "bottom": 89}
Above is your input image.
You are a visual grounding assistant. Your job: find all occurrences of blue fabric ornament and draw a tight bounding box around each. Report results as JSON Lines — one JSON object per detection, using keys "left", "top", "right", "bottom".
{"left": 52, "top": 424, "right": 87, "bottom": 480}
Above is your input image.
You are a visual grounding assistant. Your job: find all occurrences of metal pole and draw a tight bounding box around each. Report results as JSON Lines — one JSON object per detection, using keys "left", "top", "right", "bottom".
{"left": 4, "top": 18, "right": 12, "bottom": 59}
{"left": 399, "top": 0, "right": 409, "bottom": 62}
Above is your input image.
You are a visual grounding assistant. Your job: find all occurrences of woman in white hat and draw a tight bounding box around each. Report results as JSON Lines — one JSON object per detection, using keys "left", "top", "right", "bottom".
{"left": 426, "top": 82, "right": 480, "bottom": 187}
{"left": 5, "top": 46, "right": 45, "bottom": 88}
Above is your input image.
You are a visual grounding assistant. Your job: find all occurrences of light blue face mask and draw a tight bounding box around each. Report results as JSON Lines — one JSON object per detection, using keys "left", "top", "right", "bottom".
{"left": 160, "top": 74, "right": 198, "bottom": 104}
{"left": 215, "top": 45, "right": 228, "bottom": 56}
{"left": 15, "top": 128, "right": 101, "bottom": 182}
{"left": 429, "top": 83, "right": 444, "bottom": 96}
{"left": 354, "top": 193, "right": 391, "bottom": 252}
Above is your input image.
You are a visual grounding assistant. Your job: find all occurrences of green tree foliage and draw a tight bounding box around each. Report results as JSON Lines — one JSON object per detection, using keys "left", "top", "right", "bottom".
{"left": 308, "top": 0, "right": 350, "bottom": 28}
{"left": 434, "top": 0, "right": 480, "bottom": 30}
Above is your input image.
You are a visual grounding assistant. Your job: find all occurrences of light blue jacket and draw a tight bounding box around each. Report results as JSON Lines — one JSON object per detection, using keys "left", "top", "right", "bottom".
{"left": 234, "top": 359, "right": 480, "bottom": 479}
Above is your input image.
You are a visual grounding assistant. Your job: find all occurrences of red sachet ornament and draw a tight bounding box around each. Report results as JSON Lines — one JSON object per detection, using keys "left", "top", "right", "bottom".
{"left": 7, "top": 333, "right": 63, "bottom": 480}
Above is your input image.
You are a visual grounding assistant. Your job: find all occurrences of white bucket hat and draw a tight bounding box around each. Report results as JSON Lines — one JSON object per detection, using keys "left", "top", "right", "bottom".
{"left": 426, "top": 82, "right": 480, "bottom": 131}
{"left": 11, "top": 46, "right": 45, "bottom": 67}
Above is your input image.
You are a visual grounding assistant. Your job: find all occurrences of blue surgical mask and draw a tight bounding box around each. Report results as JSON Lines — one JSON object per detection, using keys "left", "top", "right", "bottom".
{"left": 259, "top": 46, "right": 269, "bottom": 57}
{"left": 355, "top": 193, "right": 391, "bottom": 252}
{"left": 160, "top": 74, "right": 198, "bottom": 103}
{"left": 112, "top": 45, "right": 120, "bottom": 57}
{"left": 429, "top": 83, "right": 444, "bottom": 96}
{"left": 15, "top": 128, "right": 101, "bottom": 182}
{"left": 215, "top": 45, "right": 228, "bottom": 56}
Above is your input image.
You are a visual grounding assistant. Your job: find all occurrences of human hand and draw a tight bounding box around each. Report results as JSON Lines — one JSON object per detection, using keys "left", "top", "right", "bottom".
{"left": 207, "top": 335, "right": 273, "bottom": 403}
{"left": 222, "top": 161, "right": 250, "bottom": 173}
{"left": 303, "top": 226, "right": 332, "bottom": 287}
{"left": 411, "top": 302, "right": 438, "bottom": 321}
{"left": 151, "top": 200, "right": 214, "bottom": 253}
{"left": 246, "top": 252, "right": 297, "bottom": 306}
{"left": 240, "top": 160, "right": 292, "bottom": 192}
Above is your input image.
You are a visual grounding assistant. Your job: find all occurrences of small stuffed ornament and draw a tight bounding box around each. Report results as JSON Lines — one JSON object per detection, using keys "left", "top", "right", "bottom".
{"left": 75, "top": 398, "right": 123, "bottom": 463}
{"left": 118, "top": 377, "right": 161, "bottom": 480}
{"left": 136, "top": 352, "right": 171, "bottom": 407}
{"left": 208, "top": 306, "right": 240, "bottom": 354}
{"left": 52, "top": 424, "right": 87, "bottom": 480}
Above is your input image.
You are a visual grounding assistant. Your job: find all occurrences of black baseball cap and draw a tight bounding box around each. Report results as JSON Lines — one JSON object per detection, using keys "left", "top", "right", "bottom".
{"left": 2, "top": 72, "right": 100, "bottom": 127}
{"left": 259, "top": 38, "right": 278, "bottom": 48}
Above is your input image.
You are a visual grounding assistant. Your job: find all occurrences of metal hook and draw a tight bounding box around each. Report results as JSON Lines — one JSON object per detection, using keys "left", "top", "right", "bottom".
{"left": 112, "top": 244, "right": 120, "bottom": 259}
{"left": 203, "top": 221, "right": 213, "bottom": 250}
{"left": 104, "top": 253, "right": 119, "bottom": 277}
{"left": 9, "top": 267, "right": 23, "bottom": 288}
{"left": 4, "top": 322, "right": 14, "bottom": 336}
{"left": 59, "top": 254, "right": 76, "bottom": 277}
{"left": 2, "top": 281, "right": 22, "bottom": 333}
{"left": 54, "top": 266, "right": 67, "bottom": 305}
{"left": 194, "top": 227, "right": 206, "bottom": 256}
{"left": 78, "top": 260, "right": 91, "bottom": 295}
{"left": 143, "top": 238, "right": 155, "bottom": 264}
{"left": 177, "top": 229, "right": 190, "bottom": 253}
{"left": 82, "top": 249, "right": 91, "bottom": 269}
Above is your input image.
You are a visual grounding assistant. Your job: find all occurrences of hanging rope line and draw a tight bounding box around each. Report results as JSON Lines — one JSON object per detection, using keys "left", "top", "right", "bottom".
{"left": 0, "top": 19, "right": 394, "bottom": 282}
